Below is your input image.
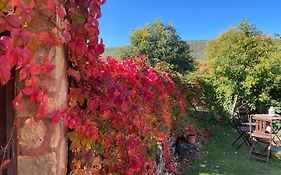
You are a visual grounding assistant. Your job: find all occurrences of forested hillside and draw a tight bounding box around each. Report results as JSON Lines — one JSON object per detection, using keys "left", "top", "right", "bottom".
{"left": 186, "top": 40, "right": 208, "bottom": 60}
{"left": 103, "top": 40, "right": 208, "bottom": 60}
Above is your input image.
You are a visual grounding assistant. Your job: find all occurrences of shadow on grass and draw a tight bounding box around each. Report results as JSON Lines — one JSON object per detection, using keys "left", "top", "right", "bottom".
{"left": 181, "top": 124, "right": 281, "bottom": 175}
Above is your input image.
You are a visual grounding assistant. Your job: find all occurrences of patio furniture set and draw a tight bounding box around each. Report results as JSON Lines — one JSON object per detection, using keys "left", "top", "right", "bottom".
{"left": 232, "top": 108, "right": 281, "bottom": 164}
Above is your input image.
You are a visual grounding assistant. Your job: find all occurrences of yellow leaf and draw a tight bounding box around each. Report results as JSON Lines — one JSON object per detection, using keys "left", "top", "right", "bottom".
{"left": 0, "top": 2, "right": 6, "bottom": 10}
{"left": 76, "top": 95, "right": 84, "bottom": 106}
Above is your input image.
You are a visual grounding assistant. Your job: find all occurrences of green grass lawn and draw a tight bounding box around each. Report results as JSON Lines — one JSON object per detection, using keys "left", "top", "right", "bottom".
{"left": 181, "top": 124, "right": 281, "bottom": 175}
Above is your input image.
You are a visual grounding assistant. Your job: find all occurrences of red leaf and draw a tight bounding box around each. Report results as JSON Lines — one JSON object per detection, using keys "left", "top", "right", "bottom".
{"left": 42, "top": 59, "right": 55, "bottom": 72}
{"left": 56, "top": 6, "right": 65, "bottom": 18}
{"left": 19, "top": 68, "right": 28, "bottom": 81}
{"left": 88, "top": 99, "right": 98, "bottom": 111}
{"left": 46, "top": 0, "right": 58, "bottom": 10}
{"left": 0, "top": 159, "right": 11, "bottom": 170}
{"left": 0, "top": 36, "right": 13, "bottom": 51}
{"left": 35, "top": 90, "right": 48, "bottom": 103}
{"left": 50, "top": 110, "right": 60, "bottom": 124}
{"left": 9, "top": 48, "right": 30, "bottom": 68}
{"left": 0, "top": 56, "right": 11, "bottom": 84}
{"left": 112, "top": 117, "right": 123, "bottom": 130}
{"left": 121, "top": 101, "right": 130, "bottom": 112}
{"left": 50, "top": 108, "right": 67, "bottom": 124}
{"left": 11, "top": 0, "right": 20, "bottom": 6}
{"left": 29, "top": 92, "right": 37, "bottom": 104}
{"left": 61, "top": 20, "right": 71, "bottom": 42}
{"left": 29, "top": 64, "right": 41, "bottom": 75}
{"left": 35, "top": 103, "right": 48, "bottom": 118}
{"left": 13, "top": 91, "right": 23, "bottom": 104}
{"left": 37, "top": 31, "right": 50, "bottom": 43}
{"left": 67, "top": 68, "right": 81, "bottom": 81}
{"left": 5, "top": 15, "right": 21, "bottom": 28}
{"left": 0, "top": 67, "right": 11, "bottom": 84}
{"left": 20, "top": 31, "right": 33, "bottom": 46}
{"left": 70, "top": 37, "right": 87, "bottom": 57}
{"left": 0, "top": 18, "right": 7, "bottom": 33}
{"left": 129, "top": 156, "right": 145, "bottom": 172}
{"left": 49, "top": 28, "right": 61, "bottom": 45}
{"left": 25, "top": 79, "right": 32, "bottom": 87}
{"left": 22, "top": 87, "right": 34, "bottom": 95}
{"left": 27, "top": 76, "right": 40, "bottom": 87}
{"left": 95, "top": 43, "right": 105, "bottom": 55}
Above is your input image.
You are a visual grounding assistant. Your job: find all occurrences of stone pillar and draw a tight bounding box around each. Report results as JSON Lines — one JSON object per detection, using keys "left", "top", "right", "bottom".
{"left": 16, "top": 2, "right": 68, "bottom": 175}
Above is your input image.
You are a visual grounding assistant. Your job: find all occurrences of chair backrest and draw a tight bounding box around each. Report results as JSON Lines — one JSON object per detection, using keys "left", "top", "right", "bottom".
{"left": 232, "top": 112, "right": 242, "bottom": 128}
{"left": 250, "top": 114, "right": 273, "bottom": 138}
{"left": 232, "top": 116, "right": 241, "bottom": 127}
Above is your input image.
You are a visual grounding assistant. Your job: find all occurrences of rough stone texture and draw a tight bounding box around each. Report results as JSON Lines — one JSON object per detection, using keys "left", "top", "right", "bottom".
{"left": 50, "top": 123, "right": 61, "bottom": 148}
{"left": 18, "top": 153, "right": 57, "bottom": 175}
{"left": 58, "top": 138, "right": 68, "bottom": 174}
{"left": 48, "top": 97, "right": 57, "bottom": 113}
{"left": 174, "top": 136, "right": 203, "bottom": 162}
{"left": 16, "top": 1, "right": 68, "bottom": 175}
{"left": 18, "top": 120, "right": 47, "bottom": 149}
{"left": 153, "top": 136, "right": 203, "bottom": 175}
{"left": 15, "top": 99, "right": 36, "bottom": 118}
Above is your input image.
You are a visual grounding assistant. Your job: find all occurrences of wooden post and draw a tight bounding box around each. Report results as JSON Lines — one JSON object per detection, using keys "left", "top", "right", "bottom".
{"left": 231, "top": 94, "right": 238, "bottom": 118}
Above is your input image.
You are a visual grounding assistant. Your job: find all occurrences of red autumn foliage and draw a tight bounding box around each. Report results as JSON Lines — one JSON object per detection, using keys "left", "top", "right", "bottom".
{"left": 0, "top": 0, "right": 189, "bottom": 174}
{"left": 0, "top": 0, "right": 56, "bottom": 121}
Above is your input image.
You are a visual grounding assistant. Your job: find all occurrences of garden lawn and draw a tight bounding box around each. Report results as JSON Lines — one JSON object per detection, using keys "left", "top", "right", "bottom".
{"left": 181, "top": 124, "right": 281, "bottom": 175}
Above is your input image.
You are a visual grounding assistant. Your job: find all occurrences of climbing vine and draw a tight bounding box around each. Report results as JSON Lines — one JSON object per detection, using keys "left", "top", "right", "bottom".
{"left": 0, "top": 0, "right": 58, "bottom": 120}
{"left": 0, "top": 0, "right": 187, "bottom": 174}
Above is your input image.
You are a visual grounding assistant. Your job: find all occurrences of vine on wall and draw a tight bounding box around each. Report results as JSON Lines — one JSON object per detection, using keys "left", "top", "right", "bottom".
{"left": 0, "top": 0, "right": 187, "bottom": 174}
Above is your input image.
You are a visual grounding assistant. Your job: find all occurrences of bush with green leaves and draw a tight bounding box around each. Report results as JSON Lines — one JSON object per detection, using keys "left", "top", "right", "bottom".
{"left": 198, "top": 21, "right": 281, "bottom": 114}
{"left": 118, "top": 19, "right": 194, "bottom": 74}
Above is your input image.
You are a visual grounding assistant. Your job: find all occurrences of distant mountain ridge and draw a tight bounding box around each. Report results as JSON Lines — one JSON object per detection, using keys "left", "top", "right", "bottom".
{"left": 186, "top": 40, "right": 208, "bottom": 60}
{"left": 102, "top": 40, "right": 208, "bottom": 60}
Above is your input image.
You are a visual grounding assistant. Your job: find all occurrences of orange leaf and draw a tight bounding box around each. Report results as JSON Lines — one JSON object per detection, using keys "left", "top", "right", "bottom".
{"left": 25, "top": 117, "right": 35, "bottom": 126}
{"left": 37, "top": 31, "right": 50, "bottom": 43}
{"left": 11, "top": 0, "right": 20, "bottom": 6}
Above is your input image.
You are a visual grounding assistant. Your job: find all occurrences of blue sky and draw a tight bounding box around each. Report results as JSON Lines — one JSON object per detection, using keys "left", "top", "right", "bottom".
{"left": 99, "top": 0, "right": 281, "bottom": 47}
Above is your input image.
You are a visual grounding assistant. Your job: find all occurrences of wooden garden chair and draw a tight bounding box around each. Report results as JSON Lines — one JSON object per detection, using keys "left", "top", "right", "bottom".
{"left": 249, "top": 114, "right": 273, "bottom": 164}
{"left": 232, "top": 112, "right": 252, "bottom": 149}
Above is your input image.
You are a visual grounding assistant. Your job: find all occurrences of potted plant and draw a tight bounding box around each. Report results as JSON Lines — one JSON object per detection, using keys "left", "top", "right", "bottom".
{"left": 184, "top": 124, "right": 197, "bottom": 144}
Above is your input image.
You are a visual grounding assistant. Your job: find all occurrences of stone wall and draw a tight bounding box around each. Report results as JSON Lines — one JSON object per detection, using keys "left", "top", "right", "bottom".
{"left": 16, "top": 1, "right": 68, "bottom": 175}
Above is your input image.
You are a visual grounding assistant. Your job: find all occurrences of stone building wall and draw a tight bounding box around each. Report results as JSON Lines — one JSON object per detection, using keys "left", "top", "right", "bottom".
{"left": 16, "top": 1, "right": 68, "bottom": 175}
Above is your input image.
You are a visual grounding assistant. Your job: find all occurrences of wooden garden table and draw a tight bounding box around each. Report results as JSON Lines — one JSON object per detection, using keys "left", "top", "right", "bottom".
{"left": 250, "top": 114, "right": 281, "bottom": 120}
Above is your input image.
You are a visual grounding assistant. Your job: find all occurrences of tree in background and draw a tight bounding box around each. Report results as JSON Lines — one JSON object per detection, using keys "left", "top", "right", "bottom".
{"left": 118, "top": 19, "right": 194, "bottom": 74}
{"left": 200, "top": 21, "right": 281, "bottom": 113}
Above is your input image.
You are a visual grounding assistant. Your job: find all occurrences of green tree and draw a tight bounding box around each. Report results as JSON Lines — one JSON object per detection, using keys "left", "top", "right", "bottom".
{"left": 202, "top": 21, "right": 281, "bottom": 113}
{"left": 118, "top": 19, "right": 194, "bottom": 73}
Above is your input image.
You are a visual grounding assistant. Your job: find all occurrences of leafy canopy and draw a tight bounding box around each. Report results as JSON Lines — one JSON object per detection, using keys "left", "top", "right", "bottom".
{"left": 204, "top": 21, "right": 281, "bottom": 113}
{"left": 118, "top": 19, "right": 194, "bottom": 74}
